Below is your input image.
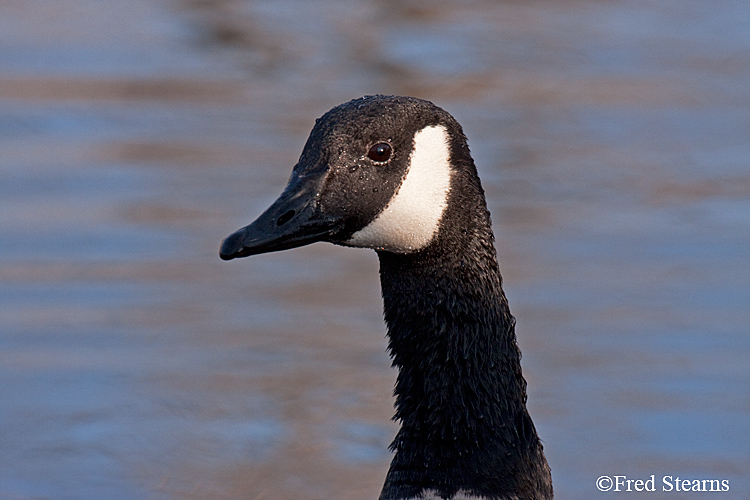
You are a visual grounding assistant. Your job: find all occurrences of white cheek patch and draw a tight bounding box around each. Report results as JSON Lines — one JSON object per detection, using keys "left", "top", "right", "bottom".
{"left": 346, "top": 124, "right": 452, "bottom": 253}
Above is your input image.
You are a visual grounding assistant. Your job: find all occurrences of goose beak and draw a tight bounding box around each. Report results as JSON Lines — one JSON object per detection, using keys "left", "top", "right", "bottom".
{"left": 220, "top": 172, "right": 341, "bottom": 260}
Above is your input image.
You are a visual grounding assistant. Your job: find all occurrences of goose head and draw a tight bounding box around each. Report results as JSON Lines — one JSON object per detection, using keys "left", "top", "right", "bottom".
{"left": 220, "top": 95, "right": 462, "bottom": 259}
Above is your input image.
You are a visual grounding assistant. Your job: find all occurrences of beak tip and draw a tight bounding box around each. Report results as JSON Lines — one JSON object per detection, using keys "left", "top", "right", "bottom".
{"left": 219, "top": 232, "right": 245, "bottom": 261}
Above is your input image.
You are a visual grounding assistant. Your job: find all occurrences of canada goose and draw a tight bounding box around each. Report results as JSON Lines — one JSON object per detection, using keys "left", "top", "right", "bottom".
{"left": 220, "top": 95, "right": 553, "bottom": 500}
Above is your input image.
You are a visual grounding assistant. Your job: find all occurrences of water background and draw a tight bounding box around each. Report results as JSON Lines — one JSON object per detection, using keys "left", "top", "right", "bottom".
{"left": 1, "top": 1, "right": 749, "bottom": 498}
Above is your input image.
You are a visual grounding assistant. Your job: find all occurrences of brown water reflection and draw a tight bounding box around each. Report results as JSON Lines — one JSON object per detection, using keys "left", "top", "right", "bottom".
{"left": 2, "top": 0, "right": 749, "bottom": 499}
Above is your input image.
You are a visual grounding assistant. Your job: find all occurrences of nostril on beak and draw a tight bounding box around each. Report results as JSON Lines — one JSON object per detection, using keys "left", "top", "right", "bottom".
{"left": 276, "top": 210, "right": 296, "bottom": 226}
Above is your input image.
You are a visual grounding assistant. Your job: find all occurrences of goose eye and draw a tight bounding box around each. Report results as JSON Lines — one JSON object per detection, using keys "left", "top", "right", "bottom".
{"left": 367, "top": 142, "right": 392, "bottom": 163}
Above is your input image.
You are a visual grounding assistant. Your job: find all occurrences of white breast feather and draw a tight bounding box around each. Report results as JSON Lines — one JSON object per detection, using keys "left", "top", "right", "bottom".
{"left": 409, "top": 490, "right": 514, "bottom": 500}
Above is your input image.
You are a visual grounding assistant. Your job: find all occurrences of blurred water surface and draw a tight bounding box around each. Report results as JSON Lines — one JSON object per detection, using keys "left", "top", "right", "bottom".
{"left": 1, "top": 1, "right": 749, "bottom": 499}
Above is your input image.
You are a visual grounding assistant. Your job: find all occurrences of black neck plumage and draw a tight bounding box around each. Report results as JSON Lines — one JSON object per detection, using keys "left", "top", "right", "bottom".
{"left": 376, "top": 186, "right": 552, "bottom": 500}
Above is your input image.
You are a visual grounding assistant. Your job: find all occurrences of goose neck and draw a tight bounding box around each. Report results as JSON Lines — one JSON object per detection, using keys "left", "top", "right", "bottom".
{"left": 376, "top": 247, "right": 551, "bottom": 499}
